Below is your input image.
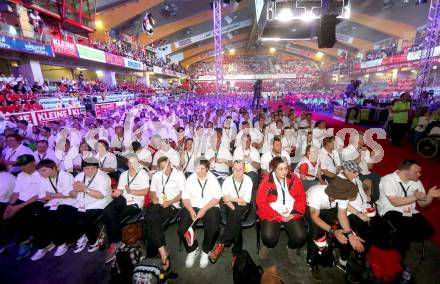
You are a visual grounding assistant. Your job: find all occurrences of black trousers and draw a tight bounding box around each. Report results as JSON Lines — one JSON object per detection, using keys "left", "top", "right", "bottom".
{"left": 383, "top": 211, "right": 434, "bottom": 256}
{"left": 306, "top": 207, "right": 350, "bottom": 266}
{"left": 9, "top": 201, "right": 43, "bottom": 243}
{"left": 261, "top": 218, "right": 307, "bottom": 250}
{"left": 144, "top": 204, "right": 178, "bottom": 249}
{"left": 177, "top": 207, "right": 221, "bottom": 254}
{"left": 103, "top": 195, "right": 141, "bottom": 244}
{"left": 391, "top": 122, "right": 407, "bottom": 147}
{"left": 73, "top": 209, "right": 103, "bottom": 244}
{"left": 33, "top": 205, "right": 80, "bottom": 248}
{"left": 246, "top": 172, "right": 259, "bottom": 200}
{"left": 219, "top": 204, "right": 250, "bottom": 255}
{"left": 0, "top": 202, "right": 9, "bottom": 246}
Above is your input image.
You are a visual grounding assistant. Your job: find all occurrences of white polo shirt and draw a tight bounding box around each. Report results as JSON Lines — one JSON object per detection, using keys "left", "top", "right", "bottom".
{"left": 307, "top": 184, "right": 349, "bottom": 210}
{"left": 34, "top": 150, "right": 58, "bottom": 164}
{"left": 13, "top": 170, "right": 42, "bottom": 202}
{"left": 74, "top": 171, "right": 112, "bottom": 210}
{"left": 182, "top": 172, "right": 222, "bottom": 209}
{"left": 260, "top": 150, "right": 291, "bottom": 171}
{"left": 181, "top": 150, "right": 196, "bottom": 173}
{"left": 96, "top": 152, "right": 117, "bottom": 171}
{"left": 205, "top": 146, "right": 233, "bottom": 173}
{"left": 336, "top": 174, "right": 367, "bottom": 216}
{"left": 150, "top": 168, "right": 185, "bottom": 208}
{"left": 341, "top": 145, "right": 372, "bottom": 175}
{"left": 73, "top": 152, "right": 94, "bottom": 168}
{"left": 318, "top": 148, "right": 341, "bottom": 175}
{"left": 136, "top": 148, "right": 153, "bottom": 166}
{"left": 0, "top": 171, "right": 16, "bottom": 203}
{"left": 38, "top": 170, "right": 77, "bottom": 209}
{"left": 117, "top": 169, "right": 150, "bottom": 208}
{"left": 221, "top": 175, "right": 253, "bottom": 203}
{"left": 377, "top": 171, "right": 425, "bottom": 216}
{"left": 233, "top": 146, "right": 261, "bottom": 173}
{"left": 2, "top": 144, "right": 33, "bottom": 173}
{"left": 152, "top": 148, "right": 180, "bottom": 168}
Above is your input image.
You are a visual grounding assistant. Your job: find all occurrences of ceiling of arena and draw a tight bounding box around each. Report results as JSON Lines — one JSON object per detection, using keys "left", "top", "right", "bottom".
{"left": 95, "top": 0, "right": 431, "bottom": 66}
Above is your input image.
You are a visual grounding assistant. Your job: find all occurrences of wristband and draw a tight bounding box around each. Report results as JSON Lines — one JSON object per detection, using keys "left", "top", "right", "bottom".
{"left": 345, "top": 230, "right": 355, "bottom": 237}
{"left": 329, "top": 228, "right": 336, "bottom": 235}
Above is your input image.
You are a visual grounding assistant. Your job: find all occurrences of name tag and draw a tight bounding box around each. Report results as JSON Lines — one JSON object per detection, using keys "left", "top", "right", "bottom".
{"left": 244, "top": 164, "right": 250, "bottom": 173}
{"left": 162, "top": 195, "right": 168, "bottom": 204}
{"left": 126, "top": 196, "right": 136, "bottom": 206}
{"left": 238, "top": 202, "right": 246, "bottom": 206}
{"left": 50, "top": 202, "right": 59, "bottom": 211}
{"left": 78, "top": 203, "right": 86, "bottom": 212}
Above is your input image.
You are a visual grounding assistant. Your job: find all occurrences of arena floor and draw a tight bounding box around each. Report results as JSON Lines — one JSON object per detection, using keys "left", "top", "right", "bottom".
{"left": 1, "top": 224, "right": 440, "bottom": 284}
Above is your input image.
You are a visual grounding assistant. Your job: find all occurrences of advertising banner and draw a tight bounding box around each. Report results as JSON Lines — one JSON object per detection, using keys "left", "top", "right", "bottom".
{"left": 76, "top": 44, "right": 106, "bottom": 63}
{"left": 124, "top": 58, "right": 144, "bottom": 71}
{"left": 0, "top": 34, "right": 54, "bottom": 57}
{"left": 52, "top": 38, "right": 78, "bottom": 57}
{"left": 361, "top": 59, "right": 383, "bottom": 69}
{"left": 105, "top": 52, "right": 125, "bottom": 67}
{"left": 5, "top": 107, "right": 83, "bottom": 126}
{"left": 95, "top": 102, "right": 117, "bottom": 116}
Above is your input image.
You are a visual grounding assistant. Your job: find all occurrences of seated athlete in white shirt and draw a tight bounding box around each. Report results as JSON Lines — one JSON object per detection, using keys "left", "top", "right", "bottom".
{"left": 260, "top": 136, "right": 290, "bottom": 176}
{"left": 152, "top": 139, "right": 180, "bottom": 170}
{"left": 377, "top": 159, "right": 439, "bottom": 256}
{"left": 73, "top": 142, "right": 94, "bottom": 173}
{"left": 30, "top": 159, "right": 76, "bottom": 261}
{"left": 318, "top": 136, "right": 342, "bottom": 182}
{"left": 294, "top": 145, "right": 323, "bottom": 191}
{"left": 103, "top": 154, "right": 149, "bottom": 263}
{"left": 205, "top": 128, "right": 233, "bottom": 180}
{"left": 70, "top": 157, "right": 112, "bottom": 254}
{"left": 178, "top": 158, "right": 222, "bottom": 269}
{"left": 132, "top": 141, "right": 152, "bottom": 170}
{"left": 3, "top": 154, "right": 42, "bottom": 260}
{"left": 0, "top": 162, "right": 15, "bottom": 251}
{"left": 209, "top": 160, "right": 253, "bottom": 263}
{"left": 1, "top": 134, "right": 33, "bottom": 174}
{"left": 306, "top": 177, "right": 364, "bottom": 281}
{"left": 145, "top": 156, "right": 185, "bottom": 271}
{"left": 233, "top": 134, "right": 261, "bottom": 191}
{"left": 33, "top": 140, "right": 58, "bottom": 165}
{"left": 95, "top": 139, "right": 117, "bottom": 174}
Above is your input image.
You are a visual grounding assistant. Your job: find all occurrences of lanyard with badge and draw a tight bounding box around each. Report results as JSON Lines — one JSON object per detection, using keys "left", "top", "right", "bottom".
{"left": 99, "top": 155, "right": 107, "bottom": 168}
{"left": 6, "top": 150, "right": 17, "bottom": 161}
{"left": 276, "top": 176, "right": 290, "bottom": 216}
{"left": 328, "top": 153, "right": 336, "bottom": 167}
{"left": 233, "top": 178, "right": 246, "bottom": 206}
{"left": 197, "top": 178, "right": 208, "bottom": 198}
{"left": 126, "top": 170, "right": 141, "bottom": 206}
{"left": 118, "top": 136, "right": 124, "bottom": 148}
{"left": 79, "top": 173, "right": 97, "bottom": 212}
{"left": 399, "top": 182, "right": 413, "bottom": 216}
{"left": 161, "top": 169, "right": 173, "bottom": 204}
{"left": 48, "top": 172, "right": 59, "bottom": 210}
{"left": 183, "top": 152, "right": 192, "bottom": 172}
{"left": 38, "top": 153, "right": 46, "bottom": 162}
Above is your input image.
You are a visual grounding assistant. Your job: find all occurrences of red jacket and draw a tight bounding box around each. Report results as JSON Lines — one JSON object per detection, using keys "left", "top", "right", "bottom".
{"left": 256, "top": 171, "right": 306, "bottom": 223}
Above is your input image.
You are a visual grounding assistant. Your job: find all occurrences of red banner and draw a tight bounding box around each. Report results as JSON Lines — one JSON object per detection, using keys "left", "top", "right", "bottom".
{"left": 52, "top": 38, "right": 78, "bottom": 57}
{"left": 105, "top": 52, "right": 125, "bottom": 67}
{"left": 5, "top": 107, "right": 83, "bottom": 126}
{"left": 95, "top": 102, "right": 117, "bottom": 116}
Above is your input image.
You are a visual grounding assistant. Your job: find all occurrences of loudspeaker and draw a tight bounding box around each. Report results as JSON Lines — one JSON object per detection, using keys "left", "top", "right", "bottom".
{"left": 318, "top": 14, "right": 337, "bottom": 48}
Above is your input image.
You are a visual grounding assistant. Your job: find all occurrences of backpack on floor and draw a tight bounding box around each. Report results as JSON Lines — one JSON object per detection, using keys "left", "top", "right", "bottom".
{"left": 110, "top": 245, "right": 142, "bottom": 284}
{"left": 233, "top": 250, "right": 263, "bottom": 284}
{"left": 132, "top": 258, "right": 163, "bottom": 284}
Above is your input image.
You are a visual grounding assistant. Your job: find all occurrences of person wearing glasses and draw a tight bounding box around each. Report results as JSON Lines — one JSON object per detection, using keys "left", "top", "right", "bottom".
{"left": 208, "top": 160, "right": 253, "bottom": 264}
{"left": 256, "top": 157, "right": 307, "bottom": 265}
{"left": 103, "top": 154, "right": 149, "bottom": 263}
{"left": 146, "top": 156, "right": 185, "bottom": 271}
{"left": 178, "top": 158, "right": 221, "bottom": 269}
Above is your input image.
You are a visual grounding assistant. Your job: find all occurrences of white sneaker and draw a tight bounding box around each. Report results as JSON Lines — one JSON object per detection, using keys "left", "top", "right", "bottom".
{"left": 54, "top": 244, "right": 68, "bottom": 257}
{"left": 88, "top": 238, "right": 100, "bottom": 253}
{"left": 73, "top": 235, "right": 88, "bottom": 254}
{"left": 185, "top": 247, "right": 200, "bottom": 269}
{"left": 200, "top": 252, "right": 209, "bottom": 269}
{"left": 31, "top": 243, "right": 55, "bottom": 261}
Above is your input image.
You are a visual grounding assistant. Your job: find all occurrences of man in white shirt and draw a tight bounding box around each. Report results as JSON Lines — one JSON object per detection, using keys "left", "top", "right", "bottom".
{"left": 233, "top": 134, "right": 261, "bottom": 191}
{"left": 306, "top": 177, "right": 364, "bottom": 281}
{"left": 178, "top": 158, "right": 221, "bottom": 269}
{"left": 208, "top": 161, "right": 253, "bottom": 263}
{"left": 260, "top": 136, "right": 290, "bottom": 175}
{"left": 33, "top": 140, "right": 58, "bottom": 164}
{"left": 0, "top": 162, "right": 16, "bottom": 253}
{"left": 180, "top": 138, "right": 197, "bottom": 178}
{"left": 146, "top": 156, "right": 185, "bottom": 271}
{"left": 205, "top": 128, "right": 233, "bottom": 182}
{"left": 71, "top": 157, "right": 112, "bottom": 254}
{"left": 103, "top": 154, "right": 149, "bottom": 263}
{"left": 3, "top": 154, "right": 43, "bottom": 260}
{"left": 30, "top": 159, "right": 76, "bottom": 261}
{"left": 377, "top": 160, "right": 439, "bottom": 256}
{"left": 152, "top": 139, "right": 180, "bottom": 169}
{"left": 132, "top": 141, "right": 152, "bottom": 170}
{"left": 1, "top": 134, "right": 33, "bottom": 174}
{"left": 318, "top": 136, "right": 342, "bottom": 182}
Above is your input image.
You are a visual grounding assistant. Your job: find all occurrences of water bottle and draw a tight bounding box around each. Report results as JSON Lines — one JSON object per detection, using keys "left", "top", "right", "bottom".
{"left": 401, "top": 267, "right": 412, "bottom": 283}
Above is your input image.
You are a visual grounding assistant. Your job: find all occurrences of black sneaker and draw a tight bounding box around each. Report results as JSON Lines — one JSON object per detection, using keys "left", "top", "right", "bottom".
{"left": 309, "top": 265, "right": 321, "bottom": 282}
{"left": 336, "top": 260, "right": 347, "bottom": 273}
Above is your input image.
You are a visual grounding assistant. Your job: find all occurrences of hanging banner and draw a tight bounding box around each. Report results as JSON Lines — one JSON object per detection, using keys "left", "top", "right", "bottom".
{"left": 76, "top": 44, "right": 106, "bottom": 62}
{"left": 95, "top": 102, "right": 117, "bottom": 116}
{"left": 51, "top": 38, "right": 78, "bottom": 57}
{"left": 105, "top": 52, "right": 125, "bottom": 67}
{"left": 124, "top": 58, "right": 144, "bottom": 70}
{"left": 0, "top": 34, "right": 54, "bottom": 57}
{"left": 5, "top": 107, "right": 83, "bottom": 126}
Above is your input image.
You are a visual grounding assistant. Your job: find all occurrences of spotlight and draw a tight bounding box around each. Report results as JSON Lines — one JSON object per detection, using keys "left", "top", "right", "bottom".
{"left": 269, "top": 47, "right": 276, "bottom": 53}
{"left": 276, "top": 8, "right": 293, "bottom": 22}
{"left": 300, "top": 11, "right": 318, "bottom": 22}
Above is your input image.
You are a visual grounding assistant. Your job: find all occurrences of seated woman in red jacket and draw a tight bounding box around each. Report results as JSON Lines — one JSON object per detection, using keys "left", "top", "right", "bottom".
{"left": 256, "top": 156, "right": 307, "bottom": 264}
